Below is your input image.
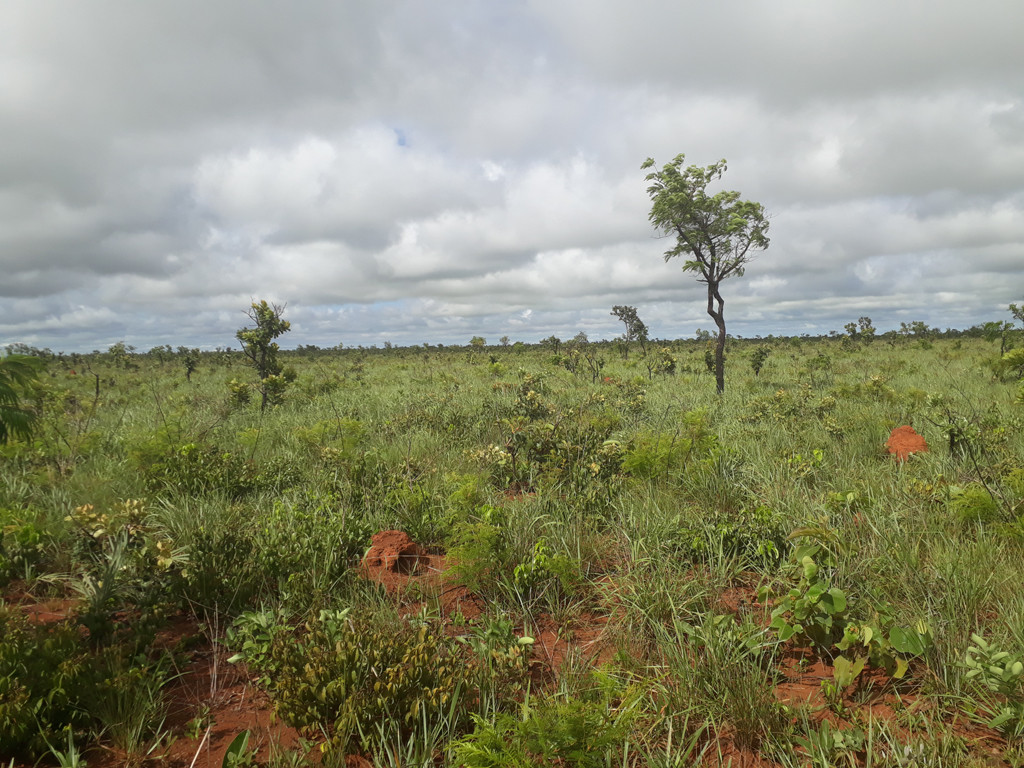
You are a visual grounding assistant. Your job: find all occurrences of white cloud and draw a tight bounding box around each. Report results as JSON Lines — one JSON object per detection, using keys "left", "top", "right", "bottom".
{"left": 1, "top": 0, "right": 1022, "bottom": 350}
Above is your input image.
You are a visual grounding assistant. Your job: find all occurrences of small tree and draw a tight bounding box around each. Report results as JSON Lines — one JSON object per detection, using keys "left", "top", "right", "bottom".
{"left": 751, "top": 345, "right": 771, "bottom": 377}
{"left": 177, "top": 346, "right": 201, "bottom": 382}
{"left": 470, "top": 336, "right": 487, "bottom": 351}
{"left": 844, "top": 317, "right": 876, "bottom": 345}
{"left": 899, "top": 321, "right": 933, "bottom": 340}
{"left": 0, "top": 355, "right": 42, "bottom": 444}
{"left": 983, "top": 321, "right": 1015, "bottom": 356}
{"left": 540, "top": 335, "right": 562, "bottom": 354}
{"left": 610, "top": 305, "right": 649, "bottom": 359}
{"left": 499, "top": 335, "right": 511, "bottom": 348}
{"left": 108, "top": 341, "right": 136, "bottom": 369}
{"left": 1010, "top": 302, "right": 1024, "bottom": 345}
{"left": 643, "top": 155, "right": 770, "bottom": 394}
{"left": 236, "top": 300, "right": 291, "bottom": 411}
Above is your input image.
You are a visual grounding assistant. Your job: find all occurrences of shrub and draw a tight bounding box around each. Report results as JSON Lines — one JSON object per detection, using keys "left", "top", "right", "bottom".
{"left": 454, "top": 671, "right": 642, "bottom": 768}
{"left": 0, "top": 509, "right": 47, "bottom": 586}
{"left": 750, "top": 345, "right": 771, "bottom": 376}
{"left": 948, "top": 483, "right": 1000, "bottom": 523}
{"left": 264, "top": 612, "right": 531, "bottom": 755}
{"left": 0, "top": 608, "right": 100, "bottom": 758}
{"left": 142, "top": 443, "right": 302, "bottom": 499}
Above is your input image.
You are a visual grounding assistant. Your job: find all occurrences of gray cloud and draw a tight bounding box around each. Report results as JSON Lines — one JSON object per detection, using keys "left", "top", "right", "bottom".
{"left": 1, "top": 0, "right": 1022, "bottom": 351}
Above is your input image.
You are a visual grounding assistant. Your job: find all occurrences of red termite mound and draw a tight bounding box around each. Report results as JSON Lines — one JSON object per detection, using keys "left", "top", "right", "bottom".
{"left": 362, "top": 529, "right": 426, "bottom": 575}
{"left": 886, "top": 425, "right": 928, "bottom": 462}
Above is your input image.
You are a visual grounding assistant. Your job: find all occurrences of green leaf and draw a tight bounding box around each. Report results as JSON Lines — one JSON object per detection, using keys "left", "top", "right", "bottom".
{"left": 223, "top": 730, "right": 250, "bottom": 768}
{"left": 889, "top": 627, "right": 927, "bottom": 656}
{"left": 892, "top": 657, "right": 909, "bottom": 679}
{"left": 827, "top": 587, "right": 846, "bottom": 612}
{"left": 833, "top": 655, "right": 867, "bottom": 688}
{"left": 801, "top": 556, "right": 818, "bottom": 581}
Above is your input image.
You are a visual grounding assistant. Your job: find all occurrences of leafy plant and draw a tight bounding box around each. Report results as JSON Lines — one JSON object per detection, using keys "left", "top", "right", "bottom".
{"left": 964, "top": 633, "right": 1024, "bottom": 739}
{"left": 222, "top": 730, "right": 254, "bottom": 768}
{"left": 642, "top": 153, "right": 770, "bottom": 394}
{"left": 0, "top": 608, "right": 101, "bottom": 758}
{"left": 266, "top": 613, "right": 468, "bottom": 754}
{"left": 947, "top": 483, "right": 1001, "bottom": 523}
{"left": 0, "top": 512, "right": 47, "bottom": 585}
{"left": 226, "top": 607, "right": 294, "bottom": 686}
{"left": 793, "top": 719, "right": 866, "bottom": 768}
{"left": 454, "top": 671, "right": 643, "bottom": 768}
{"left": 750, "top": 344, "right": 771, "bottom": 377}
{"left": 236, "top": 300, "right": 292, "bottom": 411}
{"left": 0, "top": 354, "right": 42, "bottom": 445}
{"left": 766, "top": 548, "right": 848, "bottom": 648}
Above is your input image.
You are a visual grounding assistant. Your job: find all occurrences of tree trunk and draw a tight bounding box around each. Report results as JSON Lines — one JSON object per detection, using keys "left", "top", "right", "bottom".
{"left": 707, "top": 281, "right": 727, "bottom": 394}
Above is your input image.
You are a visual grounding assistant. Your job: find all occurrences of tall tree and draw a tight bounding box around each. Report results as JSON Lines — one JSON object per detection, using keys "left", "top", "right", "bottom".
{"left": 236, "top": 300, "right": 291, "bottom": 411}
{"left": 642, "top": 155, "right": 769, "bottom": 393}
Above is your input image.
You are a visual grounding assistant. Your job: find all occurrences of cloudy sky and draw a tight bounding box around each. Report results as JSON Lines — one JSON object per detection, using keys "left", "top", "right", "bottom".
{"left": 2, "top": 1, "right": 1023, "bottom": 351}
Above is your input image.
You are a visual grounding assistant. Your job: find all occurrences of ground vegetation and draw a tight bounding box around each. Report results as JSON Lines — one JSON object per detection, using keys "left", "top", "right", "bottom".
{"left": 1, "top": 323, "right": 1023, "bottom": 766}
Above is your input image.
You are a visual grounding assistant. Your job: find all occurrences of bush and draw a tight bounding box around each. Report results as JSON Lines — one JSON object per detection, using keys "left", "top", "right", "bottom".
{"left": 142, "top": 443, "right": 302, "bottom": 499}
{"left": 263, "top": 612, "right": 530, "bottom": 755}
{"left": 454, "top": 670, "right": 642, "bottom": 768}
{"left": 0, "top": 509, "right": 47, "bottom": 586}
{"left": 0, "top": 609, "right": 101, "bottom": 758}
{"left": 949, "top": 483, "right": 1000, "bottom": 523}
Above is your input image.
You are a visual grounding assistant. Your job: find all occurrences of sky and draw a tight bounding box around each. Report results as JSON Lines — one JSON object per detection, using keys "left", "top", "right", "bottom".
{"left": 2, "top": 1, "right": 1023, "bottom": 352}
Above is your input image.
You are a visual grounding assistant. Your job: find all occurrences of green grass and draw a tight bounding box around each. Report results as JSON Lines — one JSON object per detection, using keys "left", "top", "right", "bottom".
{"left": 1, "top": 334, "right": 1022, "bottom": 764}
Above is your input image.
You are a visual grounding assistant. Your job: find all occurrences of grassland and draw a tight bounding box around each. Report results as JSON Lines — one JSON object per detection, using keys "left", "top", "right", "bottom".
{"left": 2, "top": 333, "right": 1023, "bottom": 767}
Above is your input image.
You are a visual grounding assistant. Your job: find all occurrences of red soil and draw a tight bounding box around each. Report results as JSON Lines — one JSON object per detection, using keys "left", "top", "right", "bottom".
{"left": 886, "top": 425, "right": 929, "bottom": 462}
{"left": 3, "top": 534, "right": 1013, "bottom": 767}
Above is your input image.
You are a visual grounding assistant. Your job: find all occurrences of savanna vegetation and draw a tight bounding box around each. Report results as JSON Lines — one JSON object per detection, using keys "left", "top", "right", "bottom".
{"left": 2, "top": 306, "right": 1024, "bottom": 767}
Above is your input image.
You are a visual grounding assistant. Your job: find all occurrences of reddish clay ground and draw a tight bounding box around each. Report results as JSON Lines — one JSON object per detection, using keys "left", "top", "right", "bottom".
{"left": 4, "top": 529, "right": 1014, "bottom": 767}
{"left": 886, "top": 425, "right": 929, "bottom": 462}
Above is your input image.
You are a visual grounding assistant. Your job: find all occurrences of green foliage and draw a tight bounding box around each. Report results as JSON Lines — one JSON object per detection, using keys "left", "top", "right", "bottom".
{"left": 764, "top": 542, "right": 934, "bottom": 685}
{"left": 0, "top": 510, "right": 47, "bottom": 585}
{"left": 90, "top": 653, "right": 173, "bottom": 764}
{"left": 610, "top": 305, "right": 649, "bottom": 357}
{"left": 236, "top": 300, "right": 292, "bottom": 411}
{"left": 793, "top": 719, "right": 866, "bottom": 768}
{"left": 642, "top": 155, "right": 770, "bottom": 274}
{"left": 63, "top": 500, "right": 182, "bottom": 647}
{"left": 142, "top": 442, "right": 302, "bottom": 499}
{"left": 178, "top": 346, "right": 200, "bottom": 381}
{"left": 222, "top": 730, "right": 254, "bottom": 768}
{"left": 965, "top": 634, "right": 1024, "bottom": 739}
{"left": 642, "top": 153, "right": 769, "bottom": 393}
{"left": 226, "top": 607, "right": 293, "bottom": 686}
{"left": 843, "top": 316, "right": 876, "bottom": 345}
{"left": 262, "top": 611, "right": 531, "bottom": 755}
{"left": 454, "top": 671, "right": 643, "bottom": 768}
{"left": 655, "top": 613, "right": 787, "bottom": 751}
{"left": 228, "top": 378, "right": 252, "bottom": 406}
{"left": 948, "top": 483, "right": 1000, "bottom": 523}
{"left": 997, "top": 348, "right": 1024, "bottom": 380}
{"left": 0, "top": 608, "right": 102, "bottom": 758}
{"left": 0, "top": 354, "right": 42, "bottom": 445}
{"left": 750, "top": 344, "right": 771, "bottom": 376}
{"left": 621, "top": 410, "right": 718, "bottom": 481}
{"left": 767, "top": 548, "right": 849, "bottom": 648}
{"left": 2, "top": 331, "right": 1024, "bottom": 765}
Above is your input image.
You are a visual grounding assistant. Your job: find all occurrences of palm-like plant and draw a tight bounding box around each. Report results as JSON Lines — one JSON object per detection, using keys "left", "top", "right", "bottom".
{"left": 0, "top": 354, "right": 42, "bottom": 444}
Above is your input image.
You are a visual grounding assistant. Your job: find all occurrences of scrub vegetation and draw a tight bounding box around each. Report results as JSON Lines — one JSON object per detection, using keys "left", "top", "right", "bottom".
{"left": 2, "top": 309, "right": 1024, "bottom": 767}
